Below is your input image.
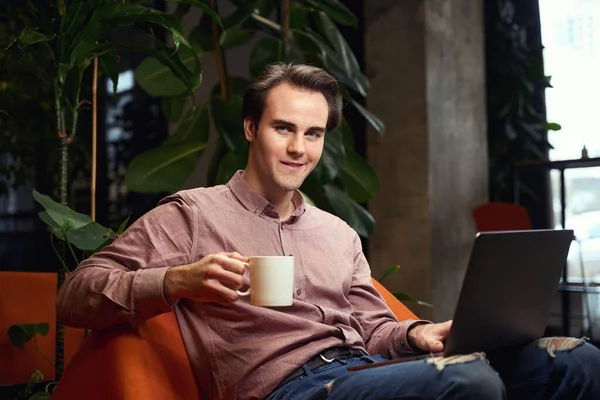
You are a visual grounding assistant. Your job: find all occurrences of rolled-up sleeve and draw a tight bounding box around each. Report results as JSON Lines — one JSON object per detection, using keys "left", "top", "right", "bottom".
{"left": 56, "top": 194, "right": 195, "bottom": 330}
{"left": 348, "top": 233, "right": 429, "bottom": 358}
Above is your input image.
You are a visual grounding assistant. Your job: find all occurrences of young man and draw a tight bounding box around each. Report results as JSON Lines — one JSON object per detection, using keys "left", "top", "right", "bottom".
{"left": 57, "top": 63, "right": 600, "bottom": 399}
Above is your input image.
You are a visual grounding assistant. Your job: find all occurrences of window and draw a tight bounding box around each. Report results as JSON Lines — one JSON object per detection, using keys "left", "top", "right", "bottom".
{"left": 541, "top": 0, "right": 600, "bottom": 282}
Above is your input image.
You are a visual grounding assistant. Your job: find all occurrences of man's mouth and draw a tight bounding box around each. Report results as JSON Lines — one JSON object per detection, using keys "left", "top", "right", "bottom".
{"left": 280, "top": 161, "right": 305, "bottom": 171}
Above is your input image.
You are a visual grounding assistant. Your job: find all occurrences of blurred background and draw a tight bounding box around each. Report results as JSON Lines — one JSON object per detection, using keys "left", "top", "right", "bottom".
{"left": 1, "top": 0, "right": 599, "bottom": 395}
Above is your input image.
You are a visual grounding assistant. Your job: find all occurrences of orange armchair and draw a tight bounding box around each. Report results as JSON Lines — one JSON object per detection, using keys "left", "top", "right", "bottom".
{"left": 51, "top": 279, "right": 417, "bottom": 400}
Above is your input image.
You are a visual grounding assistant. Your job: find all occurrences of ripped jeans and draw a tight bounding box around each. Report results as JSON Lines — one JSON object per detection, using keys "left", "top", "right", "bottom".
{"left": 266, "top": 338, "right": 600, "bottom": 399}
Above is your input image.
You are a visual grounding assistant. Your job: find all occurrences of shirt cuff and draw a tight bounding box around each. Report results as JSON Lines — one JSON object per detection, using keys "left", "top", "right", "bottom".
{"left": 132, "top": 267, "right": 175, "bottom": 319}
{"left": 404, "top": 320, "right": 433, "bottom": 353}
{"left": 396, "top": 320, "right": 433, "bottom": 354}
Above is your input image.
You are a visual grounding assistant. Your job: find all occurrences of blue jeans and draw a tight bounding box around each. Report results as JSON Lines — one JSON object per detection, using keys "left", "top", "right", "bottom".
{"left": 266, "top": 339, "right": 600, "bottom": 399}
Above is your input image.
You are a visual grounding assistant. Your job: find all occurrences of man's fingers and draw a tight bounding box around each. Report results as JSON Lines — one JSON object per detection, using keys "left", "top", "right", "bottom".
{"left": 224, "top": 252, "right": 250, "bottom": 263}
{"left": 428, "top": 339, "right": 444, "bottom": 353}
{"left": 213, "top": 254, "right": 248, "bottom": 275}
{"left": 205, "top": 279, "right": 240, "bottom": 303}
{"left": 213, "top": 268, "right": 245, "bottom": 290}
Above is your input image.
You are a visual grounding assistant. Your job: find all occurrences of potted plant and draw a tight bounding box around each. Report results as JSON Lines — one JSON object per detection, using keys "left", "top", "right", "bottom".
{"left": 1, "top": 0, "right": 210, "bottom": 397}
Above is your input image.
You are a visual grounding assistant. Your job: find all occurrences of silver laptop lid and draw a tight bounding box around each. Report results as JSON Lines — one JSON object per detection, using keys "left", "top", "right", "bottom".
{"left": 444, "top": 229, "right": 574, "bottom": 356}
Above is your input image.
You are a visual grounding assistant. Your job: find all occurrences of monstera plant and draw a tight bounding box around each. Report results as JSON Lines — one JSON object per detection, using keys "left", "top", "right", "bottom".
{"left": 127, "top": 0, "right": 384, "bottom": 238}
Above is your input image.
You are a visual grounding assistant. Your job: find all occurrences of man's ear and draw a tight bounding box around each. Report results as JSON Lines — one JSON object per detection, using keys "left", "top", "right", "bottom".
{"left": 243, "top": 117, "right": 256, "bottom": 142}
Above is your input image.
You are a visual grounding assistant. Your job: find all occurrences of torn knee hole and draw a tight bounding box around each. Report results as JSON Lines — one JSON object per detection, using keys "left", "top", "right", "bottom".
{"left": 425, "top": 352, "right": 488, "bottom": 372}
{"left": 537, "top": 337, "right": 587, "bottom": 357}
{"left": 325, "top": 380, "right": 335, "bottom": 395}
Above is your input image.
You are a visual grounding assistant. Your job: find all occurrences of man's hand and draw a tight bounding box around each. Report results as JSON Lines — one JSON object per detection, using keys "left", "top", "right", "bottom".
{"left": 407, "top": 320, "right": 452, "bottom": 353}
{"left": 164, "top": 252, "right": 249, "bottom": 304}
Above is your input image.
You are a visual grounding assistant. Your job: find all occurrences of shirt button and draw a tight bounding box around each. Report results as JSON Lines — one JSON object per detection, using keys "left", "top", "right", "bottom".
{"left": 296, "top": 288, "right": 302, "bottom": 296}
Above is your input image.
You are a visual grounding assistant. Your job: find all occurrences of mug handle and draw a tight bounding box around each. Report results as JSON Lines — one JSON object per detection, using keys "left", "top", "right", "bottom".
{"left": 237, "top": 287, "right": 250, "bottom": 296}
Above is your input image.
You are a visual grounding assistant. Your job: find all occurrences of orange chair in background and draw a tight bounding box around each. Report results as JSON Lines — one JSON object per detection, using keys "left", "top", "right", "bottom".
{"left": 472, "top": 202, "right": 532, "bottom": 232}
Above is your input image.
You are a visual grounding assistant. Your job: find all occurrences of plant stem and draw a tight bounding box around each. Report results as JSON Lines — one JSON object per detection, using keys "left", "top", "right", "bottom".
{"left": 66, "top": 237, "right": 80, "bottom": 265}
{"left": 50, "top": 233, "right": 71, "bottom": 274}
{"left": 91, "top": 59, "right": 98, "bottom": 222}
{"left": 54, "top": 88, "right": 68, "bottom": 380}
{"left": 33, "top": 335, "right": 55, "bottom": 367}
{"left": 209, "top": 0, "right": 228, "bottom": 100}
{"left": 250, "top": 13, "right": 281, "bottom": 32}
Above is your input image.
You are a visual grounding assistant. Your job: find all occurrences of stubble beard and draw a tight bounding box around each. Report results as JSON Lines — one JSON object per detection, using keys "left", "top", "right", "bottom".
{"left": 271, "top": 167, "right": 309, "bottom": 192}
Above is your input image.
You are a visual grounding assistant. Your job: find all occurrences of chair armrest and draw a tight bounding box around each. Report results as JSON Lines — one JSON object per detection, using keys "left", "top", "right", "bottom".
{"left": 52, "top": 312, "right": 202, "bottom": 400}
{"left": 371, "top": 278, "right": 418, "bottom": 321}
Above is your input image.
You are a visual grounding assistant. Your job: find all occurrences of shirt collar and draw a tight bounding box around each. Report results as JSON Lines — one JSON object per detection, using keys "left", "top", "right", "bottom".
{"left": 227, "top": 170, "right": 307, "bottom": 219}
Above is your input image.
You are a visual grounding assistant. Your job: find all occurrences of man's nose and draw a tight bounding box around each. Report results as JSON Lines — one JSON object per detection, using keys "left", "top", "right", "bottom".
{"left": 287, "top": 135, "right": 305, "bottom": 155}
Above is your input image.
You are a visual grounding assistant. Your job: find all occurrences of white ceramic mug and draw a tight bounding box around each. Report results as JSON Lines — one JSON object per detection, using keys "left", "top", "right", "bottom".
{"left": 236, "top": 256, "right": 294, "bottom": 307}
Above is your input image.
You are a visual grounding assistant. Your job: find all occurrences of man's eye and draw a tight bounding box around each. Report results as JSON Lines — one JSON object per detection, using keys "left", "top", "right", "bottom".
{"left": 306, "top": 131, "right": 322, "bottom": 138}
{"left": 276, "top": 126, "right": 291, "bottom": 133}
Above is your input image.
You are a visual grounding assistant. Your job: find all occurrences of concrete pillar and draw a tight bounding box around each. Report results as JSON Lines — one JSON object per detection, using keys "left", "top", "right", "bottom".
{"left": 365, "top": 0, "right": 488, "bottom": 321}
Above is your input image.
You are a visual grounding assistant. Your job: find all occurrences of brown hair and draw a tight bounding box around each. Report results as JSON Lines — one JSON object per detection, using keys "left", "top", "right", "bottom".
{"left": 242, "top": 63, "right": 342, "bottom": 132}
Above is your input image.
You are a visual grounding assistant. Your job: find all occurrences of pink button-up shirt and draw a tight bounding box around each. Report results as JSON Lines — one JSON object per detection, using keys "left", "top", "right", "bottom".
{"left": 57, "top": 171, "right": 420, "bottom": 399}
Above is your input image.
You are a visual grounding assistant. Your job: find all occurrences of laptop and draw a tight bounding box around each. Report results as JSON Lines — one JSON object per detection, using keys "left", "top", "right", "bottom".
{"left": 349, "top": 229, "right": 574, "bottom": 370}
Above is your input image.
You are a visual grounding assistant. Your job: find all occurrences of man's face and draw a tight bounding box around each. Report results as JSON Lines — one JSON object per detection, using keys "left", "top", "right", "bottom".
{"left": 244, "top": 83, "right": 328, "bottom": 194}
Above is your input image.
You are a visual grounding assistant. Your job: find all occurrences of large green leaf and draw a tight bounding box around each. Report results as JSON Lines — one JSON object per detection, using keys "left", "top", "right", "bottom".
{"left": 18, "top": 27, "right": 54, "bottom": 47}
{"left": 249, "top": 37, "right": 281, "bottom": 78}
{"left": 207, "top": 140, "right": 229, "bottom": 187}
{"left": 222, "top": 0, "right": 257, "bottom": 28}
{"left": 162, "top": 0, "right": 223, "bottom": 28}
{"left": 349, "top": 98, "right": 384, "bottom": 135}
{"left": 60, "top": 2, "right": 94, "bottom": 35}
{"left": 38, "top": 211, "right": 63, "bottom": 238}
{"left": 99, "top": 54, "right": 120, "bottom": 97}
{"left": 126, "top": 107, "right": 210, "bottom": 193}
{"left": 210, "top": 96, "right": 247, "bottom": 157}
{"left": 306, "top": 129, "right": 345, "bottom": 186}
{"left": 307, "top": 0, "right": 358, "bottom": 27}
{"left": 7, "top": 323, "right": 49, "bottom": 349}
{"left": 167, "top": 105, "right": 210, "bottom": 145}
{"left": 33, "top": 189, "right": 91, "bottom": 231}
{"left": 210, "top": 76, "right": 250, "bottom": 98}
{"left": 94, "top": 41, "right": 199, "bottom": 97}
{"left": 66, "top": 2, "right": 122, "bottom": 66}
{"left": 216, "top": 151, "right": 247, "bottom": 184}
{"left": 189, "top": 14, "right": 214, "bottom": 54}
{"left": 135, "top": 46, "right": 201, "bottom": 97}
{"left": 35, "top": 194, "right": 114, "bottom": 250}
{"left": 292, "top": 29, "right": 325, "bottom": 63}
{"left": 322, "top": 184, "right": 375, "bottom": 237}
{"left": 161, "top": 96, "right": 188, "bottom": 123}
{"left": 220, "top": 27, "right": 256, "bottom": 49}
{"left": 126, "top": 140, "right": 209, "bottom": 193}
{"left": 110, "top": 7, "right": 190, "bottom": 51}
{"left": 66, "top": 222, "right": 114, "bottom": 251}
{"left": 339, "top": 149, "right": 380, "bottom": 203}
{"left": 290, "top": 6, "right": 311, "bottom": 30}
{"left": 312, "top": 12, "right": 369, "bottom": 96}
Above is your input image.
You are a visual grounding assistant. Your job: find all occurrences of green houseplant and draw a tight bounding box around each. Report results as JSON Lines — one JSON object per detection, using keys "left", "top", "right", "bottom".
{"left": 485, "top": 0, "right": 561, "bottom": 201}
{"left": 2, "top": 0, "right": 212, "bottom": 397}
{"left": 126, "top": 0, "right": 385, "bottom": 238}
